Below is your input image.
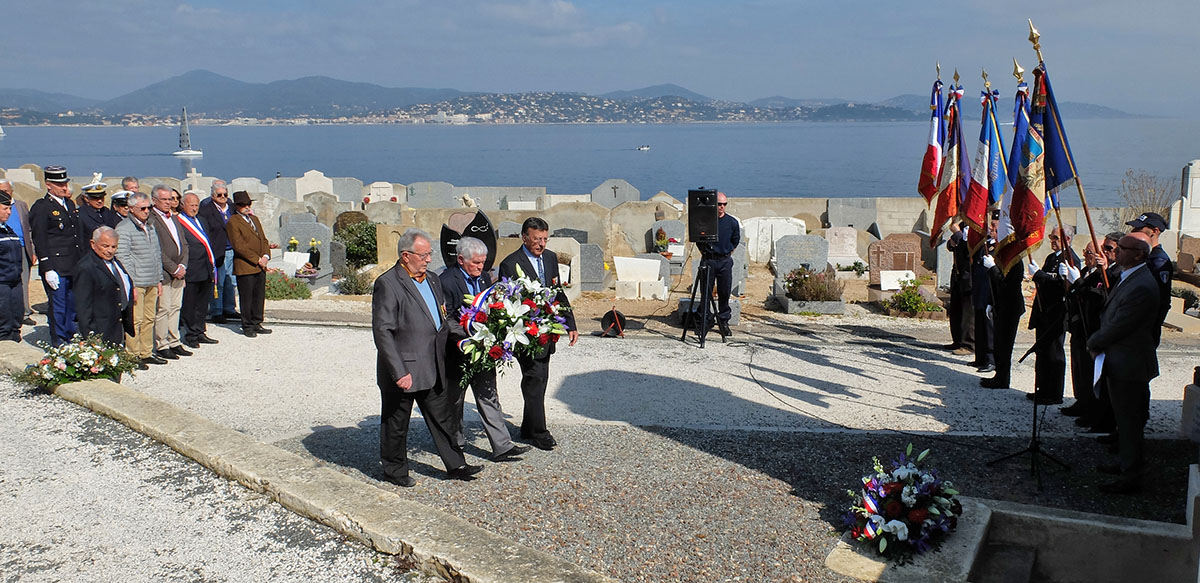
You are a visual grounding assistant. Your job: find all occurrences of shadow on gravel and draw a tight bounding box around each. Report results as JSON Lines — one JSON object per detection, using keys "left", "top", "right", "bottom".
{"left": 557, "top": 371, "right": 1194, "bottom": 530}
{"left": 300, "top": 417, "right": 468, "bottom": 480}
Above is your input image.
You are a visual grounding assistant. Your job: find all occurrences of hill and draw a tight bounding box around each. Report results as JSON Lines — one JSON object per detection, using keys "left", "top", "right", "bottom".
{"left": 599, "top": 84, "right": 712, "bottom": 103}
{"left": 0, "top": 89, "right": 101, "bottom": 112}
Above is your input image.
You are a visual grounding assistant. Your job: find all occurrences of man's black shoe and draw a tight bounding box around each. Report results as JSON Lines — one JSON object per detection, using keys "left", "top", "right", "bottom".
{"left": 384, "top": 474, "right": 416, "bottom": 488}
{"left": 182, "top": 338, "right": 200, "bottom": 349}
{"left": 243, "top": 328, "right": 257, "bottom": 338}
{"left": 197, "top": 335, "right": 219, "bottom": 344}
{"left": 531, "top": 436, "right": 556, "bottom": 451}
{"left": 136, "top": 361, "right": 150, "bottom": 371}
{"left": 447, "top": 464, "right": 484, "bottom": 481}
{"left": 980, "top": 377, "right": 1009, "bottom": 389}
{"left": 976, "top": 364, "right": 996, "bottom": 373}
{"left": 22, "top": 317, "right": 36, "bottom": 326}
{"left": 143, "top": 354, "right": 168, "bottom": 365}
{"left": 210, "top": 314, "right": 227, "bottom": 324}
{"left": 1096, "top": 433, "right": 1119, "bottom": 444}
{"left": 255, "top": 326, "right": 272, "bottom": 334}
{"left": 224, "top": 311, "right": 240, "bottom": 319}
{"left": 493, "top": 444, "right": 531, "bottom": 461}
{"left": 172, "top": 346, "right": 193, "bottom": 357}
{"left": 1060, "top": 403, "right": 1087, "bottom": 417}
{"left": 156, "top": 350, "right": 179, "bottom": 360}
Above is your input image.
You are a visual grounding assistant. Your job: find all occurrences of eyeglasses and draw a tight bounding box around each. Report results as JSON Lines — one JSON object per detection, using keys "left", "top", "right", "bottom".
{"left": 717, "top": 202, "right": 728, "bottom": 206}
{"left": 1117, "top": 244, "right": 1143, "bottom": 251}
{"left": 1102, "top": 245, "right": 1117, "bottom": 252}
{"left": 1047, "top": 235, "right": 1060, "bottom": 241}
{"left": 403, "top": 250, "right": 433, "bottom": 260}
{"left": 134, "top": 205, "right": 151, "bottom": 211}
{"left": 213, "top": 193, "right": 227, "bottom": 197}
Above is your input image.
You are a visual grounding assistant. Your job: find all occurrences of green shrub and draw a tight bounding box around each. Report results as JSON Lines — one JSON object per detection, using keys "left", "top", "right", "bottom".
{"left": 334, "top": 267, "right": 375, "bottom": 295}
{"left": 784, "top": 266, "right": 844, "bottom": 301}
{"left": 884, "top": 276, "right": 941, "bottom": 314}
{"left": 265, "top": 270, "right": 312, "bottom": 300}
{"left": 335, "top": 221, "right": 377, "bottom": 268}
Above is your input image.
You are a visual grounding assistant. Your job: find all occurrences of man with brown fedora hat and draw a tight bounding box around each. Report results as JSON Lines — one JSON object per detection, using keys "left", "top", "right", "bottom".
{"left": 225, "top": 191, "right": 271, "bottom": 337}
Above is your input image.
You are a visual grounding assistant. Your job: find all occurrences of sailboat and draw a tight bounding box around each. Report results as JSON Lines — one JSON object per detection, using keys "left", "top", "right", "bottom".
{"left": 0, "top": 122, "right": 6, "bottom": 137}
{"left": 172, "top": 107, "right": 202, "bottom": 157}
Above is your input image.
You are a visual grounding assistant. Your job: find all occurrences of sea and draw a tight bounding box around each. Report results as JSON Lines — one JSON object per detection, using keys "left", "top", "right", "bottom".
{"left": 1, "top": 119, "right": 1198, "bottom": 208}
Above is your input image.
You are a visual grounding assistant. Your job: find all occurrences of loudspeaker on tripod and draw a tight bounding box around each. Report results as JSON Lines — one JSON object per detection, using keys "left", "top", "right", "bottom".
{"left": 687, "top": 189, "right": 719, "bottom": 243}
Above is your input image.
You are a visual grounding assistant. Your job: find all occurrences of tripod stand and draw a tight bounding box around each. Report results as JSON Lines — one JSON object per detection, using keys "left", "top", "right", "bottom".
{"left": 987, "top": 335, "right": 1071, "bottom": 490}
{"left": 680, "top": 257, "right": 727, "bottom": 348}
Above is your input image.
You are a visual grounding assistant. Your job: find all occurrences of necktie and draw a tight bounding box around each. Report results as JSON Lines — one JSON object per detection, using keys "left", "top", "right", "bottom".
{"left": 246, "top": 216, "right": 256, "bottom": 232}
{"left": 536, "top": 257, "right": 545, "bottom": 284}
{"left": 469, "top": 277, "right": 479, "bottom": 296}
{"left": 109, "top": 261, "right": 127, "bottom": 306}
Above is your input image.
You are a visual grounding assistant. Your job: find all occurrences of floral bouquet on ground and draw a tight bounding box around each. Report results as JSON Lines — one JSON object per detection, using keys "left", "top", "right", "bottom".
{"left": 842, "top": 444, "right": 962, "bottom": 562}
{"left": 14, "top": 334, "right": 138, "bottom": 390}
{"left": 454, "top": 266, "right": 572, "bottom": 387}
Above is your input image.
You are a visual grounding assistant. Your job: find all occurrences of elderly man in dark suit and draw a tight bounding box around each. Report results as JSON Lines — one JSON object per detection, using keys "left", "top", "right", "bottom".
{"left": 198, "top": 180, "right": 239, "bottom": 323}
{"left": 73, "top": 227, "right": 134, "bottom": 349}
{"left": 498, "top": 217, "right": 578, "bottom": 451}
{"left": 0, "top": 180, "right": 35, "bottom": 325}
{"left": 29, "top": 165, "right": 82, "bottom": 346}
{"left": 177, "top": 191, "right": 218, "bottom": 348}
{"left": 442, "top": 236, "right": 530, "bottom": 461}
{"left": 1026, "top": 224, "right": 1080, "bottom": 405}
{"left": 373, "top": 228, "right": 482, "bottom": 487}
{"left": 1088, "top": 232, "right": 1161, "bottom": 494}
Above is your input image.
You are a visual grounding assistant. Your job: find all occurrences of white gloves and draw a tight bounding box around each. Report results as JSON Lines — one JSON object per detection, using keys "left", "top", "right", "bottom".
{"left": 985, "top": 305, "right": 994, "bottom": 319}
{"left": 44, "top": 270, "right": 60, "bottom": 290}
{"left": 982, "top": 255, "right": 996, "bottom": 269}
{"left": 1059, "top": 263, "right": 1081, "bottom": 283}
{"left": 1027, "top": 259, "right": 1039, "bottom": 276}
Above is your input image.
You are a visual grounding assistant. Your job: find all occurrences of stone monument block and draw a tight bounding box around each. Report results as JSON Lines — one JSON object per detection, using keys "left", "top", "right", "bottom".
{"left": 497, "top": 221, "right": 523, "bottom": 238}
{"left": 331, "top": 177, "right": 364, "bottom": 203}
{"left": 646, "top": 219, "right": 686, "bottom": 252}
{"left": 826, "top": 226, "right": 865, "bottom": 270}
{"left": 868, "top": 233, "right": 923, "bottom": 286}
{"left": 634, "top": 253, "right": 671, "bottom": 283}
{"left": 773, "top": 235, "right": 829, "bottom": 277}
{"left": 553, "top": 228, "right": 589, "bottom": 244}
{"left": 302, "top": 191, "right": 352, "bottom": 226}
{"left": 279, "top": 212, "right": 316, "bottom": 227}
{"left": 743, "top": 217, "right": 806, "bottom": 264}
{"left": 230, "top": 177, "right": 268, "bottom": 195}
{"left": 362, "top": 201, "right": 404, "bottom": 225}
{"left": 828, "top": 198, "right": 879, "bottom": 235}
{"left": 935, "top": 241, "right": 951, "bottom": 290}
{"left": 248, "top": 192, "right": 308, "bottom": 245}
{"left": 591, "top": 179, "right": 640, "bottom": 209}
{"left": 880, "top": 270, "right": 917, "bottom": 291}
{"left": 278, "top": 222, "right": 333, "bottom": 271}
{"left": 1180, "top": 236, "right": 1200, "bottom": 265}
{"left": 3, "top": 168, "right": 38, "bottom": 189}
{"left": 334, "top": 211, "right": 370, "bottom": 235}
{"left": 407, "top": 182, "right": 460, "bottom": 209}
{"left": 295, "top": 170, "right": 334, "bottom": 201}
{"left": 267, "top": 176, "right": 298, "bottom": 201}
{"left": 365, "top": 181, "right": 397, "bottom": 204}
{"left": 330, "top": 240, "right": 347, "bottom": 274}
{"left": 732, "top": 242, "right": 749, "bottom": 296}
{"left": 580, "top": 244, "right": 605, "bottom": 291}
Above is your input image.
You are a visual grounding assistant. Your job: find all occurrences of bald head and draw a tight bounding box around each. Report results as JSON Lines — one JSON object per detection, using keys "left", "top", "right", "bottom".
{"left": 1115, "top": 232, "right": 1151, "bottom": 268}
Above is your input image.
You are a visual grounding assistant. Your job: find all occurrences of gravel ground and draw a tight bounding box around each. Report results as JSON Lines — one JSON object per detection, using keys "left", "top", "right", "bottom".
{"left": 100, "top": 311, "right": 1197, "bottom": 583}
{"left": 0, "top": 377, "right": 434, "bottom": 583}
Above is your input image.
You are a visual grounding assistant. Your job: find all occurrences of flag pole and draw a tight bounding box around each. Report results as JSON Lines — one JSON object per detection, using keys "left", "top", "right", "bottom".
{"left": 1028, "top": 19, "right": 1105, "bottom": 286}
{"left": 1010, "top": 59, "right": 1038, "bottom": 268}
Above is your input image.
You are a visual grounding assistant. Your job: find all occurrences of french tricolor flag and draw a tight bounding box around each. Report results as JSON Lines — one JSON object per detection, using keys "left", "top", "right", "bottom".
{"left": 917, "top": 79, "right": 945, "bottom": 204}
{"left": 963, "top": 88, "right": 1007, "bottom": 254}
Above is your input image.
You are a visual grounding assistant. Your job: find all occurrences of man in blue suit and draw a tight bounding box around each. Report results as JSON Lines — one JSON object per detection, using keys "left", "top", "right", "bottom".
{"left": 29, "top": 165, "right": 81, "bottom": 346}
{"left": 498, "top": 217, "right": 578, "bottom": 450}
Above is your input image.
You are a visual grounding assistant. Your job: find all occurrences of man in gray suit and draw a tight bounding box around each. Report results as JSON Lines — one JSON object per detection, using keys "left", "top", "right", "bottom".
{"left": 373, "top": 228, "right": 483, "bottom": 487}
{"left": 442, "top": 236, "right": 530, "bottom": 461}
{"left": 1087, "top": 232, "right": 1161, "bottom": 494}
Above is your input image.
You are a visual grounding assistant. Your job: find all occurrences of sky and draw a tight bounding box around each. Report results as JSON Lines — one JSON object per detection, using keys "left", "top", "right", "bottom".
{"left": 3, "top": 0, "right": 1194, "bottom": 116}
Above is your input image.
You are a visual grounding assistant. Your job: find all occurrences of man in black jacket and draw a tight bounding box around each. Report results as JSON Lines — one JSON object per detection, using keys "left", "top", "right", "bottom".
{"left": 177, "top": 192, "right": 218, "bottom": 348}
{"left": 498, "top": 217, "right": 578, "bottom": 450}
{"left": 78, "top": 181, "right": 120, "bottom": 241}
{"left": 73, "top": 227, "right": 133, "bottom": 348}
{"left": 29, "top": 165, "right": 81, "bottom": 346}
{"left": 1026, "top": 224, "right": 1080, "bottom": 405}
{"left": 198, "top": 180, "right": 238, "bottom": 323}
{"left": 442, "top": 236, "right": 529, "bottom": 461}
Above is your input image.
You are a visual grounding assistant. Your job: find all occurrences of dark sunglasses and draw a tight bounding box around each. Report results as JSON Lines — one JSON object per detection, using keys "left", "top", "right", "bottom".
{"left": 1102, "top": 245, "right": 1117, "bottom": 252}
{"left": 717, "top": 202, "right": 727, "bottom": 206}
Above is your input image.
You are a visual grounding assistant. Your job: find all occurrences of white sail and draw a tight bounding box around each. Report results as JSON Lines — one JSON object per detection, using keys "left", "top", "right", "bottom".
{"left": 173, "top": 107, "right": 202, "bottom": 157}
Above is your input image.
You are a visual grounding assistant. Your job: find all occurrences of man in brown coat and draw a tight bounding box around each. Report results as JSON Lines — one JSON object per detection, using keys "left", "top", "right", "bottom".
{"left": 225, "top": 191, "right": 271, "bottom": 337}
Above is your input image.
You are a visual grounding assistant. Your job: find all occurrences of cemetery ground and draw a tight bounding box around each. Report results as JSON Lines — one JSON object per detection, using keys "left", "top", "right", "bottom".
{"left": 10, "top": 266, "right": 1200, "bottom": 583}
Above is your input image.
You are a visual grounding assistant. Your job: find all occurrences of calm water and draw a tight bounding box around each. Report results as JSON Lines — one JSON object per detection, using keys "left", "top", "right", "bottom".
{"left": 1, "top": 120, "right": 1197, "bottom": 207}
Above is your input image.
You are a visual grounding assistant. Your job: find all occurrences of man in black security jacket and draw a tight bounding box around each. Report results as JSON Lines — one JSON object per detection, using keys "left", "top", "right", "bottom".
{"left": 1125, "top": 212, "right": 1173, "bottom": 345}
{"left": 697, "top": 191, "right": 741, "bottom": 336}
{"left": 1026, "top": 224, "right": 1081, "bottom": 405}
{"left": 29, "top": 165, "right": 82, "bottom": 346}
{"left": 498, "top": 217, "right": 578, "bottom": 451}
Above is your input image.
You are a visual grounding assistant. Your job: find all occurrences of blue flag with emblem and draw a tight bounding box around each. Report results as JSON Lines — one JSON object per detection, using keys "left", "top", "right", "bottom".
{"left": 1038, "top": 64, "right": 1077, "bottom": 211}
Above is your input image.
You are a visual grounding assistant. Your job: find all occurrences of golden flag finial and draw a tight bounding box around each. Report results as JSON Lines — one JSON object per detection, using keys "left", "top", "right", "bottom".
{"left": 1028, "top": 19, "right": 1044, "bottom": 63}
{"left": 1012, "top": 58, "right": 1025, "bottom": 83}
{"left": 936, "top": 62, "right": 941, "bottom": 80}
{"left": 982, "top": 69, "right": 990, "bottom": 91}
{"left": 953, "top": 68, "right": 960, "bottom": 84}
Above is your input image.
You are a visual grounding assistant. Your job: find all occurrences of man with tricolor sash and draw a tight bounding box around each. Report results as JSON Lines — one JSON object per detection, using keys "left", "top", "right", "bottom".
{"left": 177, "top": 191, "right": 219, "bottom": 348}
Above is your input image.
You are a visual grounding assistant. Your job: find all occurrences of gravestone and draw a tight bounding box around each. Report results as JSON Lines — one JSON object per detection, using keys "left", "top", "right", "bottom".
{"left": 743, "top": 217, "right": 806, "bottom": 264}
{"left": 331, "top": 177, "right": 364, "bottom": 203}
{"left": 362, "top": 201, "right": 404, "bottom": 225}
{"left": 732, "top": 243, "right": 749, "bottom": 296}
{"left": 365, "top": 182, "right": 397, "bottom": 204}
{"left": 280, "top": 212, "right": 317, "bottom": 227}
{"left": 771, "top": 235, "right": 829, "bottom": 301}
{"left": 825, "top": 227, "right": 865, "bottom": 271}
{"left": 553, "top": 228, "right": 588, "bottom": 244}
{"left": 440, "top": 210, "right": 498, "bottom": 270}
{"left": 591, "top": 179, "right": 640, "bottom": 209}
{"left": 580, "top": 244, "right": 605, "bottom": 292}
{"left": 634, "top": 253, "right": 671, "bottom": 283}
{"left": 334, "top": 211, "right": 369, "bottom": 234}
{"left": 302, "top": 191, "right": 352, "bottom": 226}
{"left": 3, "top": 168, "right": 38, "bottom": 189}
{"left": 1180, "top": 236, "right": 1200, "bottom": 266}
{"left": 867, "top": 233, "right": 924, "bottom": 286}
{"left": 935, "top": 242, "right": 951, "bottom": 290}
{"left": 278, "top": 222, "right": 333, "bottom": 272}
{"left": 295, "top": 170, "right": 334, "bottom": 201}
{"left": 230, "top": 177, "right": 268, "bottom": 195}
{"left": 247, "top": 191, "right": 308, "bottom": 245}
{"left": 267, "top": 176, "right": 298, "bottom": 200}
{"left": 497, "top": 221, "right": 523, "bottom": 238}
{"left": 407, "top": 181, "right": 459, "bottom": 209}
{"left": 330, "top": 240, "right": 347, "bottom": 274}
{"left": 880, "top": 270, "right": 918, "bottom": 291}
{"left": 828, "top": 198, "right": 879, "bottom": 236}
{"left": 646, "top": 219, "right": 686, "bottom": 252}
{"left": 545, "top": 236, "right": 581, "bottom": 302}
